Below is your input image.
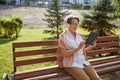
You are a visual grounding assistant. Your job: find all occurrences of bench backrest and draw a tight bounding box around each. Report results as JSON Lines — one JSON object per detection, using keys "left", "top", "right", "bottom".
{"left": 12, "top": 36, "right": 120, "bottom": 72}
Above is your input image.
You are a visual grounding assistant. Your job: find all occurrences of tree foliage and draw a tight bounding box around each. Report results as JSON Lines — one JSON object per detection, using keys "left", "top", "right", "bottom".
{"left": 43, "top": 0, "right": 70, "bottom": 39}
{"left": 93, "top": 0, "right": 114, "bottom": 12}
{"left": 112, "top": 0, "right": 120, "bottom": 18}
{"left": 81, "top": 0, "right": 118, "bottom": 36}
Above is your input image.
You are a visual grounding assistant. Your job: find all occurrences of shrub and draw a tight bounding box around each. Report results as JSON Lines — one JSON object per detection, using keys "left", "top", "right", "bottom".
{"left": 0, "top": 22, "right": 3, "bottom": 37}
{"left": 0, "top": 17, "right": 10, "bottom": 38}
{"left": 72, "top": 3, "right": 83, "bottom": 9}
{"left": 12, "top": 16, "right": 23, "bottom": 37}
{"left": 0, "top": 0, "right": 6, "bottom": 5}
{"left": 8, "top": 0, "right": 16, "bottom": 5}
{"left": 82, "top": 4, "right": 91, "bottom": 10}
{"left": 0, "top": 16, "right": 23, "bottom": 38}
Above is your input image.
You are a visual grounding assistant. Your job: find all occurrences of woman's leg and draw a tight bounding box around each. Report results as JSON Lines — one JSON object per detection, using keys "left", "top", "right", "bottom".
{"left": 64, "top": 67, "right": 90, "bottom": 80}
{"left": 83, "top": 64, "right": 102, "bottom": 80}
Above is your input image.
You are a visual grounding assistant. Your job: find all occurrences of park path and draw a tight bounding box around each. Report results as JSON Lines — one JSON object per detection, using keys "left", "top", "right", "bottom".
{"left": 0, "top": 4, "right": 120, "bottom": 29}
{"left": 0, "top": 4, "right": 86, "bottom": 29}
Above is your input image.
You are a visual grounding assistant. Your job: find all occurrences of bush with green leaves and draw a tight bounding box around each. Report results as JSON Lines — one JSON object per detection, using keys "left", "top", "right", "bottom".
{"left": 72, "top": 3, "right": 83, "bottom": 9}
{"left": 0, "top": 16, "right": 23, "bottom": 38}
{"left": 82, "top": 4, "right": 91, "bottom": 10}
{"left": 12, "top": 17, "right": 23, "bottom": 37}
{"left": 0, "top": 22, "right": 3, "bottom": 36}
{"left": 0, "top": 0, "right": 6, "bottom": 5}
{"left": 8, "top": 0, "right": 16, "bottom": 5}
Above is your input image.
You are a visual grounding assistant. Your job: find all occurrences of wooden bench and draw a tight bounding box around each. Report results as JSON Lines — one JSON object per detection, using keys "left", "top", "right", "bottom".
{"left": 9, "top": 36, "right": 120, "bottom": 80}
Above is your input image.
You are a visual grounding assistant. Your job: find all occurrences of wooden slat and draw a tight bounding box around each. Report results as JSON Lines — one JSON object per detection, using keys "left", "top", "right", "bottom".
{"left": 96, "top": 36, "right": 119, "bottom": 42}
{"left": 13, "top": 40, "right": 58, "bottom": 48}
{"left": 27, "top": 73, "right": 69, "bottom": 80}
{"left": 95, "top": 42, "right": 119, "bottom": 48}
{"left": 14, "top": 56, "right": 57, "bottom": 67}
{"left": 12, "top": 36, "right": 120, "bottom": 80}
{"left": 90, "top": 56, "right": 120, "bottom": 65}
{"left": 12, "top": 36, "right": 119, "bottom": 48}
{"left": 87, "top": 48, "right": 120, "bottom": 56}
{"left": 13, "top": 42, "right": 119, "bottom": 58}
{"left": 14, "top": 48, "right": 57, "bottom": 57}
{"left": 94, "top": 60, "right": 120, "bottom": 69}
{"left": 14, "top": 67, "right": 65, "bottom": 80}
{"left": 29, "top": 73, "right": 73, "bottom": 80}
{"left": 48, "top": 75, "right": 75, "bottom": 80}
{"left": 96, "top": 64, "right": 120, "bottom": 75}
{"left": 14, "top": 61, "right": 120, "bottom": 80}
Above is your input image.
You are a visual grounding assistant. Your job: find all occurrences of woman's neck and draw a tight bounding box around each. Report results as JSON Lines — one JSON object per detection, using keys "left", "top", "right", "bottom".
{"left": 68, "top": 29, "right": 76, "bottom": 38}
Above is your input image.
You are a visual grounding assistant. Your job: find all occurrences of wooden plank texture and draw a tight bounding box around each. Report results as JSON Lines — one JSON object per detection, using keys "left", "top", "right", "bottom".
{"left": 12, "top": 36, "right": 120, "bottom": 80}
{"left": 13, "top": 40, "right": 58, "bottom": 48}
{"left": 14, "top": 67, "right": 65, "bottom": 80}
{"left": 14, "top": 56, "right": 57, "bottom": 67}
{"left": 14, "top": 48, "right": 57, "bottom": 57}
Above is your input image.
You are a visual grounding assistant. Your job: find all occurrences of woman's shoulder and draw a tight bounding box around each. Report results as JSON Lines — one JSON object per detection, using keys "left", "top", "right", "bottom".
{"left": 60, "top": 30, "right": 67, "bottom": 37}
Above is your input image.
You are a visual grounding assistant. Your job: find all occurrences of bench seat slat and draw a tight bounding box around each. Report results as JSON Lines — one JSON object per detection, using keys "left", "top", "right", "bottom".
{"left": 94, "top": 60, "right": 120, "bottom": 69}
{"left": 14, "top": 67, "right": 65, "bottom": 80}
{"left": 90, "top": 56, "right": 120, "bottom": 65}
{"left": 27, "top": 74, "right": 71, "bottom": 80}
{"left": 48, "top": 75, "right": 75, "bottom": 80}
{"left": 87, "top": 48, "right": 120, "bottom": 56}
{"left": 14, "top": 48, "right": 57, "bottom": 57}
{"left": 14, "top": 56, "right": 57, "bottom": 67}
{"left": 14, "top": 62, "right": 120, "bottom": 80}
{"left": 96, "top": 64, "right": 120, "bottom": 74}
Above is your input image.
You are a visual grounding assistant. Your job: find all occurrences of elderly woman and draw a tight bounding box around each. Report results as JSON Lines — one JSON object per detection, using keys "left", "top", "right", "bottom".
{"left": 56, "top": 15, "right": 101, "bottom": 80}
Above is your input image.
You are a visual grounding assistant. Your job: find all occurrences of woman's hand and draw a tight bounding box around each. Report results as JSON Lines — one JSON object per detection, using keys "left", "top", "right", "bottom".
{"left": 78, "top": 41, "right": 85, "bottom": 50}
{"left": 91, "top": 40, "right": 97, "bottom": 47}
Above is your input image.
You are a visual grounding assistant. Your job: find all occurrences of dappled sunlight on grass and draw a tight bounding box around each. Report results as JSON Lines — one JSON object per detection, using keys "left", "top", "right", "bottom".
{"left": 114, "top": 28, "right": 120, "bottom": 36}
{"left": 15, "top": 29, "right": 51, "bottom": 42}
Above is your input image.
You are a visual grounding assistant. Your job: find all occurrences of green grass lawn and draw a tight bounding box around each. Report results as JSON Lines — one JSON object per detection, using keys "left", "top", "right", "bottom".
{"left": 0, "top": 29, "right": 52, "bottom": 79}
{"left": 0, "top": 28, "right": 120, "bottom": 79}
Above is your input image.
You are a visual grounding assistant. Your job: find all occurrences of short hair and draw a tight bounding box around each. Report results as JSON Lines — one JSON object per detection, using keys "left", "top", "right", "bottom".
{"left": 67, "top": 16, "right": 79, "bottom": 24}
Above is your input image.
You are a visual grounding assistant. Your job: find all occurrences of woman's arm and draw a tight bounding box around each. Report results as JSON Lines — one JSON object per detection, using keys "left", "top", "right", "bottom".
{"left": 60, "top": 41, "right": 85, "bottom": 57}
{"left": 85, "top": 40, "right": 97, "bottom": 51}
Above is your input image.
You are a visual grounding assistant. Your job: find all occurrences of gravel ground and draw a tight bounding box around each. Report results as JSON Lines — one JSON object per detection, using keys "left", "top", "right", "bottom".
{"left": 0, "top": 4, "right": 120, "bottom": 80}
{"left": 0, "top": 5, "right": 47, "bottom": 29}
{"left": 0, "top": 4, "right": 85, "bottom": 29}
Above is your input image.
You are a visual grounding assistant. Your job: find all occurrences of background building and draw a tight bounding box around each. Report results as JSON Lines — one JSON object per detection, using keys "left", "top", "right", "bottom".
{"left": 1, "top": 0, "right": 97, "bottom": 6}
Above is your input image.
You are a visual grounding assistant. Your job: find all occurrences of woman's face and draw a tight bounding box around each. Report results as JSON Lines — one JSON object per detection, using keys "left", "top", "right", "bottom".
{"left": 68, "top": 19, "right": 79, "bottom": 33}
